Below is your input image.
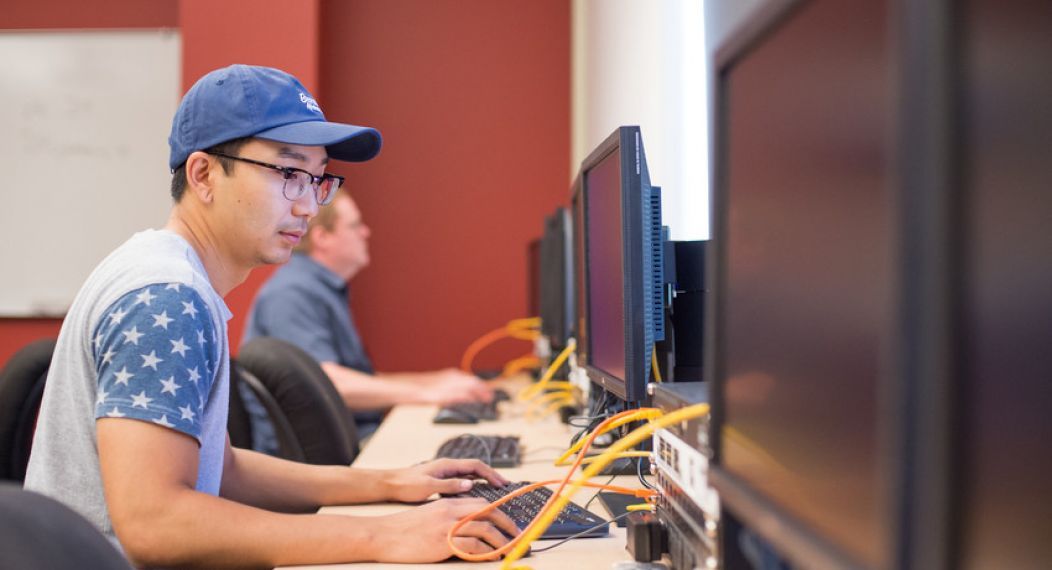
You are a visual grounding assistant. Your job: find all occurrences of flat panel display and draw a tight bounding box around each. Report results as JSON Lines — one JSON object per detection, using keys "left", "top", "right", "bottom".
{"left": 716, "top": 0, "right": 891, "bottom": 566}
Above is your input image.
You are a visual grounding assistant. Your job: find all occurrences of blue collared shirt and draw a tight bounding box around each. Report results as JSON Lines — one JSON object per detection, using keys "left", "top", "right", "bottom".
{"left": 244, "top": 253, "right": 374, "bottom": 373}
{"left": 242, "top": 253, "right": 382, "bottom": 442}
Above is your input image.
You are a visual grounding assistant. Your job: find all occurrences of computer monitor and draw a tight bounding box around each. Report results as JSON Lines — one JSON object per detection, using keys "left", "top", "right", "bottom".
{"left": 709, "top": 0, "right": 892, "bottom": 568}
{"left": 526, "top": 237, "right": 541, "bottom": 320}
{"left": 709, "top": 1, "right": 1052, "bottom": 569}
{"left": 956, "top": 0, "right": 1051, "bottom": 567}
{"left": 577, "top": 126, "right": 664, "bottom": 404}
{"left": 538, "top": 208, "right": 574, "bottom": 351}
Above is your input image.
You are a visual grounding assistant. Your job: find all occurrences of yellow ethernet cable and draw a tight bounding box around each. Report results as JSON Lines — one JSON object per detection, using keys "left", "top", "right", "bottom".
{"left": 517, "top": 339, "right": 576, "bottom": 402}
{"left": 651, "top": 348, "right": 663, "bottom": 383}
{"left": 502, "top": 354, "right": 541, "bottom": 377}
{"left": 540, "top": 394, "right": 578, "bottom": 418}
{"left": 525, "top": 390, "right": 576, "bottom": 421}
{"left": 500, "top": 402, "right": 711, "bottom": 570}
{"left": 576, "top": 450, "right": 650, "bottom": 465}
{"left": 554, "top": 407, "right": 663, "bottom": 466}
{"left": 446, "top": 479, "right": 655, "bottom": 562}
{"left": 508, "top": 316, "right": 541, "bottom": 330}
{"left": 461, "top": 317, "right": 540, "bottom": 372}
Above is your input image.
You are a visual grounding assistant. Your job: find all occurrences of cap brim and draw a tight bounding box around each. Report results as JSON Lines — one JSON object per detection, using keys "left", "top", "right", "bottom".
{"left": 255, "top": 121, "right": 382, "bottom": 162}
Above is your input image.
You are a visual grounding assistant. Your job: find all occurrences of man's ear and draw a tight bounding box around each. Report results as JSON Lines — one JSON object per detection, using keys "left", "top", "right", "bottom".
{"left": 184, "top": 151, "right": 218, "bottom": 203}
{"left": 308, "top": 224, "right": 330, "bottom": 250}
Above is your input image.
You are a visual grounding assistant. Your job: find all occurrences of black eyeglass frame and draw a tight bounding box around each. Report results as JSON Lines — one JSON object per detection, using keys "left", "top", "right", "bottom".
{"left": 207, "top": 151, "right": 344, "bottom": 205}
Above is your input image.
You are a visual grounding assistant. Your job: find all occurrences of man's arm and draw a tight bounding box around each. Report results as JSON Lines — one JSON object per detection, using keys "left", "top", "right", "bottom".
{"left": 219, "top": 440, "right": 508, "bottom": 511}
{"left": 321, "top": 362, "right": 492, "bottom": 409}
{"left": 98, "top": 419, "right": 519, "bottom": 568}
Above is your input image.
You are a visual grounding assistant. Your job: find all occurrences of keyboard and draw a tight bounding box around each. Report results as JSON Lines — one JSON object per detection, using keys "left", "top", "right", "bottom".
{"left": 459, "top": 481, "right": 610, "bottom": 539}
{"left": 433, "top": 389, "right": 510, "bottom": 424}
{"left": 434, "top": 400, "right": 499, "bottom": 423}
{"left": 435, "top": 434, "right": 522, "bottom": 467}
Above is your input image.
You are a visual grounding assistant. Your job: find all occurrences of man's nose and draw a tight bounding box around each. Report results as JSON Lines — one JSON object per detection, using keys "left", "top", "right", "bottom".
{"left": 292, "top": 191, "right": 319, "bottom": 218}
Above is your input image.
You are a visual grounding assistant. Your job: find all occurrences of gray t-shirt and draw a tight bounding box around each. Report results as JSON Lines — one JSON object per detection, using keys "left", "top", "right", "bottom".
{"left": 24, "top": 229, "right": 231, "bottom": 543}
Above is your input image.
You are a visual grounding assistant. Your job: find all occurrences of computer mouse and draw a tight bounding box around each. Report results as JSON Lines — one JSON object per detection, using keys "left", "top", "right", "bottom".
{"left": 433, "top": 407, "right": 480, "bottom": 424}
{"left": 492, "top": 389, "right": 511, "bottom": 402}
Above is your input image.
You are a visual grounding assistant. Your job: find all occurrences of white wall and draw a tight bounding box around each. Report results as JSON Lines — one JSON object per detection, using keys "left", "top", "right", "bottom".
{"left": 572, "top": 0, "right": 709, "bottom": 240}
{"left": 0, "top": 30, "right": 180, "bottom": 315}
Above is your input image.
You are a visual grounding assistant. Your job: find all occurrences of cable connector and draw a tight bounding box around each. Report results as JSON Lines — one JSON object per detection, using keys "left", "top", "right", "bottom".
{"left": 626, "top": 510, "right": 667, "bottom": 562}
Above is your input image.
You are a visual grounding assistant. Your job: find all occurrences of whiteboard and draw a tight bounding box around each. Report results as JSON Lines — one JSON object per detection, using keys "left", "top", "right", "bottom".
{"left": 0, "top": 30, "right": 181, "bottom": 316}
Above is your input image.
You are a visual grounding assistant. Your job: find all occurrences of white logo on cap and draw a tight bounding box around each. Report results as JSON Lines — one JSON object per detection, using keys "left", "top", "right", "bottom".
{"left": 299, "top": 92, "right": 321, "bottom": 114}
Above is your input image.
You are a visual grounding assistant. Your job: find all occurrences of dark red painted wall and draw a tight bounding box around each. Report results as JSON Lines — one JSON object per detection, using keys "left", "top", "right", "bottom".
{"left": 1, "top": 0, "right": 570, "bottom": 374}
{"left": 320, "top": 0, "right": 570, "bottom": 372}
{"left": 178, "top": 0, "right": 322, "bottom": 355}
{"left": 0, "top": 0, "right": 177, "bottom": 29}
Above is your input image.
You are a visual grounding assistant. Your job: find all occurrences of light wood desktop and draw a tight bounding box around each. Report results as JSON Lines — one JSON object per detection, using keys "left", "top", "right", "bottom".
{"left": 282, "top": 388, "right": 642, "bottom": 569}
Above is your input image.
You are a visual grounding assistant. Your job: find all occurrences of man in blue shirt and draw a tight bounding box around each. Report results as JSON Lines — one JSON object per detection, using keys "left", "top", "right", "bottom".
{"left": 243, "top": 191, "right": 492, "bottom": 441}
{"left": 24, "top": 64, "right": 516, "bottom": 568}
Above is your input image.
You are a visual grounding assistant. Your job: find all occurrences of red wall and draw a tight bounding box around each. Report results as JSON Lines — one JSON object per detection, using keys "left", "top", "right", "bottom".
{"left": 320, "top": 0, "right": 570, "bottom": 372}
{"left": 1, "top": 0, "right": 177, "bottom": 29}
{"left": 179, "top": 0, "right": 322, "bottom": 355}
{"left": 1, "top": 1, "right": 570, "bottom": 374}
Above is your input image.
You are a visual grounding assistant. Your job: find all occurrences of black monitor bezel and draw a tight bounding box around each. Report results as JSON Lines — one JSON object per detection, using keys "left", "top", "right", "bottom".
{"left": 578, "top": 126, "right": 658, "bottom": 404}
{"left": 539, "top": 207, "right": 574, "bottom": 350}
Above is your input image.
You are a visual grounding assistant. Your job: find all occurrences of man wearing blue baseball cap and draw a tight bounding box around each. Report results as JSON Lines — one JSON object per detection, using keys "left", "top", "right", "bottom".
{"left": 25, "top": 64, "right": 517, "bottom": 568}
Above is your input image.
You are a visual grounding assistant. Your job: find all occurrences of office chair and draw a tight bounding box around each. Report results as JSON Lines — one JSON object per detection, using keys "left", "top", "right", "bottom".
{"left": 226, "top": 357, "right": 257, "bottom": 451}
{"left": 0, "top": 483, "right": 133, "bottom": 569}
{"left": 237, "top": 337, "right": 360, "bottom": 465}
{"left": 0, "top": 338, "right": 56, "bottom": 482}
{"left": 229, "top": 358, "right": 307, "bottom": 461}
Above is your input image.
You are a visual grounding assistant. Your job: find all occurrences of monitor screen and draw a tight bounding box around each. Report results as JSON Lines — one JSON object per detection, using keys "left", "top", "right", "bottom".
{"left": 585, "top": 149, "right": 627, "bottom": 381}
{"left": 712, "top": 0, "right": 891, "bottom": 567}
{"left": 526, "top": 237, "right": 541, "bottom": 319}
{"left": 578, "top": 126, "right": 663, "bottom": 403}
{"left": 539, "top": 208, "right": 574, "bottom": 350}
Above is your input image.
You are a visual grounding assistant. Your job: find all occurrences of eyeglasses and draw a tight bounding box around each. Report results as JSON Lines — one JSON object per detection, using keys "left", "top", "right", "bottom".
{"left": 207, "top": 152, "right": 344, "bottom": 205}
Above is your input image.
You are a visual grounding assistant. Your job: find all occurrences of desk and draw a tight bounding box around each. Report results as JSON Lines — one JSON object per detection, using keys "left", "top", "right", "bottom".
{"left": 283, "top": 390, "right": 640, "bottom": 569}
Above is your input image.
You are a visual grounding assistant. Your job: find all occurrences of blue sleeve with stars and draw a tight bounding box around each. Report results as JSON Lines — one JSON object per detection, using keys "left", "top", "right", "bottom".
{"left": 92, "top": 283, "right": 218, "bottom": 442}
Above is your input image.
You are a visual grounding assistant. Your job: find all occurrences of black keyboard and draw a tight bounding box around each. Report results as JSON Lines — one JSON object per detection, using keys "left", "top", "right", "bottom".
{"left": 460, "top": 481, "right": 609, "bottom": 539}
{"left": 435, "top": 434, "right": 521, "bottom": 467}
{"left": 434, "top": 400, "right": 499, "bottom": 423}
{"left": 432, "top": 390, "right": 510, "bottom": 424}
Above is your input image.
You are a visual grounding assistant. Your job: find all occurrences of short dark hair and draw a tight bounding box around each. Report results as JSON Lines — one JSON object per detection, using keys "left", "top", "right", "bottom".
{"left": 169, "top": 137, "right": 252, "bottom": 202}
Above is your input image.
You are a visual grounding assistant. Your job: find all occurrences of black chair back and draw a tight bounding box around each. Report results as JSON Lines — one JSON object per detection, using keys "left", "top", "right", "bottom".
{"left": 0, "top": 484, "right": 133, "bottom": 569}
{"left": 236, "top": 338, "right": 359, "bottom": 465}
{"left": 0, "top": 338, "right": 56, "bottom": 482}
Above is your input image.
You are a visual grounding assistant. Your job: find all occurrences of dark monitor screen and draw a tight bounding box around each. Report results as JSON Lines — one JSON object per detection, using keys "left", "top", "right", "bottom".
{"left": 584, "top": 149, "right": 627, "bottom": 381}
{"left": 712, "top": 0, "right": 891, "bottom": 567}
{"left": 526, "top": 237, "right": 541, "bottom": 319}
{"left": 578, "top": 126, "right": 664, "bottom": 404}
{"left": 539, "top": 208, "right": 574, "bottom": 349}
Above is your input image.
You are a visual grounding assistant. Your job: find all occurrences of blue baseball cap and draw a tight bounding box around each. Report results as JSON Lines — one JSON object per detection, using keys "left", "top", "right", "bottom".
{"left": 168, "top": 64, "right": 382, "bottom": 170}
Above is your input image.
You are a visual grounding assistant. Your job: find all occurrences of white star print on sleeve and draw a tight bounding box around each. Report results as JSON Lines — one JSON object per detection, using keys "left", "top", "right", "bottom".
{"left": 92, "top": 284, "right": 218, "bottom": 441}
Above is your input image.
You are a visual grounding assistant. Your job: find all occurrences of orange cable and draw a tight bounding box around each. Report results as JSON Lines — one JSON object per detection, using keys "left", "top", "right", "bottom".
{"left": 446, "top": 407, "right": 660, "bottom": 561}
{"left": 460, "top": 319, "right": 540, "bottom": 373}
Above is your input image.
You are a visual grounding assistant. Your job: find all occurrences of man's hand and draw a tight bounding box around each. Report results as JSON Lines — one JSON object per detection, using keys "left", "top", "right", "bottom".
{"left": 381, "top": 458, "right": 509, "bottom": 503}
{"left": 416, "top": 368, "right": 494, "bottom": 405}
{"left": 370, "top": 498, "right": 520, "bottom": 562}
